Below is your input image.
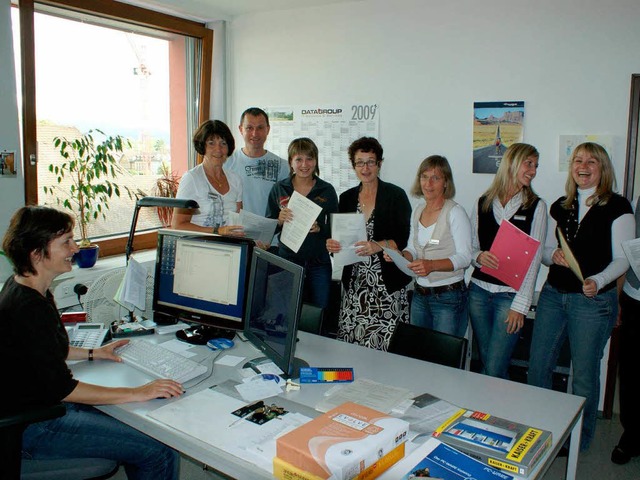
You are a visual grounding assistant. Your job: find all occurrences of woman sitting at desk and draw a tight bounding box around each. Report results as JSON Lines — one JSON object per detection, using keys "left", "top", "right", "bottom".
{"left": 0, "top": 206, "right": 182, "bottom": 479}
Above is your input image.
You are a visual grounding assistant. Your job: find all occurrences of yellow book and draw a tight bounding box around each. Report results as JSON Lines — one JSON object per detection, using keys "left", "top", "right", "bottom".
{"left": 274, "top": 443, "right": 406, "bottom": 480}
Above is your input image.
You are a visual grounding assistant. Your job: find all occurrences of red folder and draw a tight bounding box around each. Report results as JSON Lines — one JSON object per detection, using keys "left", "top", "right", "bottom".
{"left": 480, "top": 220, "right": 540, "bottom": 290}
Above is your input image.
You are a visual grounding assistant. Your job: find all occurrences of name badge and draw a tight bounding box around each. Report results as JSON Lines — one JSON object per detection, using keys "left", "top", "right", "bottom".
{"left": 513, "top": 215, "right": 526, "bottom": 221}
{"left": 428, "top": 239, "right": 440, "bottom": 245}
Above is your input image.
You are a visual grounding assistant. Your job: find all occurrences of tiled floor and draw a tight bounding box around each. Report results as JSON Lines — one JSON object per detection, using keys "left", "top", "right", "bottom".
{"left": 543, "top": 415, "right": 640, "bottom": 480}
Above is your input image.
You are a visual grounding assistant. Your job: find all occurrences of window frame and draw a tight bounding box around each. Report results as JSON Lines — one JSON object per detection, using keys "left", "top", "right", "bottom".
{"left": 17, "top": 0, "right": 212, "bottom": 257}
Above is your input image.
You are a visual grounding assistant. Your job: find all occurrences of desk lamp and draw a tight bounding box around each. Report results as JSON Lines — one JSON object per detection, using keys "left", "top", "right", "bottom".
{"left": 125, "top": 196, "right": 199, "bottom": 263}
{"left": 122, "top": 196, "right": 199, "bottom": 326}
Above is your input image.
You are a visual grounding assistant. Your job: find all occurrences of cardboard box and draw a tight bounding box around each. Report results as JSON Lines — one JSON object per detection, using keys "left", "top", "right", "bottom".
{"left": 276, "top": 402, "right": 409, "bottom": 480}
{"left": 274, "top": 443, "right": 405, "bottom": 480}
{"left": 433, "top": 408, "right": 552, "bottom": 477}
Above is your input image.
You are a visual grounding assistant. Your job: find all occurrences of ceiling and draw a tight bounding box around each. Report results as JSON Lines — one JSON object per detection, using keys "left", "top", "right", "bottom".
{"left": 122, "top": 0, "right": 359, "bottom": 22}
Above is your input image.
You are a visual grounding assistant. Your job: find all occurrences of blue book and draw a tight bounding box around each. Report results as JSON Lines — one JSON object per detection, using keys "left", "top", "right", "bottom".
{"left": 382, "top": 438, "right": 514, "bottom": 480}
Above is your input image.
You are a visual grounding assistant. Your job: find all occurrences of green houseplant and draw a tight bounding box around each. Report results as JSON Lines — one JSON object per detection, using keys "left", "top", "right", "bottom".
{"left": 43, "top": 129, "right": 133, "bottom": 267}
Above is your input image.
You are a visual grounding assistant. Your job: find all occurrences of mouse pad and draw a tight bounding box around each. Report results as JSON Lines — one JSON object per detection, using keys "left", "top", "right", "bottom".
{"left": 207, "top": 338, "right": 234, "bottom": 350}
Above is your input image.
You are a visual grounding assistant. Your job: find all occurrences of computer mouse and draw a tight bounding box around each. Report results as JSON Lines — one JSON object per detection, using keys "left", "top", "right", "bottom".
{"left": 207, "top": 338, "right": 234, "bottom": 350}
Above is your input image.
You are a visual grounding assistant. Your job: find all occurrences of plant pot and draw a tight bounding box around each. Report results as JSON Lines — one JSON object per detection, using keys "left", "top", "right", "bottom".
{"left": 74, "top": 245, "right": 100, "bottom": 268}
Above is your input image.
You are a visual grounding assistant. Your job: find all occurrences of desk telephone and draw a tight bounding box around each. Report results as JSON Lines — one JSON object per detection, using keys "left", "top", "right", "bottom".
{"left": 66, "top": 323, "right": 109, "bottom": 349}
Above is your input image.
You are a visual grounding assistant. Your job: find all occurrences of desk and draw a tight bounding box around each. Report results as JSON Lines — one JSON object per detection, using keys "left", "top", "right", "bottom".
{"left": 71, "top": 332, "right": 584, "bottom": 480}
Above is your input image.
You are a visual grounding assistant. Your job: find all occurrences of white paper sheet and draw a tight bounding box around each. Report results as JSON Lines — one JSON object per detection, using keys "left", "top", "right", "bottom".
{"left": 115, "top": 257, "right": 147, "bottom": 311}
{"left": 381, "top": 245, "right": 417, "bottom": 278}
{"left": 315, "top": 378, "right": 413, "bottom": 413}
{"left": 331, "top": 212, "right": 367, "bottom": 267}
{"left": 281, "top": 191, "right": 322, "bottom": 253}
{"left": 148, "top": 388, "right": 311, "bottom": 472}
{"left": 229, "top": 210, "right": 279, "bottom": 245}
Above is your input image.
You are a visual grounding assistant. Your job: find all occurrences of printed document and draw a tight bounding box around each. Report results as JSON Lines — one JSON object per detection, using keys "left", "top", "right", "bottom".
{"left": 228, "top": 210, "right": 278, "bottom": 245}
{"left": 281, "top": 191, "right": 322, "bottom": 253}
{"left": 331, "top": 213, "right": 367, "bottom": 267}
{"left": 115, "top": 257, "right": 147, "bottom": 311}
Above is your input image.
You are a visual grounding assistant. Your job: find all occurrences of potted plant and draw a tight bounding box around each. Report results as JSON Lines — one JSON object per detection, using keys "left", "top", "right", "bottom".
{"left": 153, "top": 162, "right": 181, "bottom": 227}
{"left": 43, "top": 129, "right": 133, "bottom": 268}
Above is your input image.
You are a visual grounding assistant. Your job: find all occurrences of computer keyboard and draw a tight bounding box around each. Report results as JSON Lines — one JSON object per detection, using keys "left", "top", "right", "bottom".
{"left": 115, "top": 340, "right": 208, "bottom": 384}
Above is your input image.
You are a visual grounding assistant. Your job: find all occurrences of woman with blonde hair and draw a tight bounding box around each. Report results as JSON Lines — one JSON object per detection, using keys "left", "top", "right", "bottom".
{"left": 469, "top": 143, "right": 547, "bottom": 379}
{"left": 528, "top": 142, "right": 634, "bottom": 451}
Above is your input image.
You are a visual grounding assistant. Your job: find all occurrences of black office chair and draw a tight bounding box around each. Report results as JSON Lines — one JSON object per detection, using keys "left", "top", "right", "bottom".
{"left": 0, "top": 403, "right": 119, "bottom": 480}
{"left": 298, "top": 303, "right": 324, "bottom": 335}
{"left": 388, "top": 322, "right": 468, "bottom": 369}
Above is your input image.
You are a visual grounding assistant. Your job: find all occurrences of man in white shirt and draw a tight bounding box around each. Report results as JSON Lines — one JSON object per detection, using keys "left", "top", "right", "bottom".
{"left": 224, "top": 107, "right": 289, "bottom": 216}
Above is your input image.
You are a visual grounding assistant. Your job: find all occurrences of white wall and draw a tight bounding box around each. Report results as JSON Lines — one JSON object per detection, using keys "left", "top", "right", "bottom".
{"left": 0, "top": 0, "right": 24, "bottom": 236}
{"left": 226, "top": 0, "right": 640, "bottom": 217}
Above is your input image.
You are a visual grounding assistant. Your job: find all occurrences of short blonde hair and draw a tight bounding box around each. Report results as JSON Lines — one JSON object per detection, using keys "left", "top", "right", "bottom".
{"left": 410, "top": 155, "right": 456, "bottom": 199}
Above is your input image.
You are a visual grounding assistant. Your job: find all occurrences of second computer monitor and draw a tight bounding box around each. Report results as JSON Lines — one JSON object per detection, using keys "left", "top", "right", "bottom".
{"left": 243, "top": 248, "right": 308, "bottom": 378}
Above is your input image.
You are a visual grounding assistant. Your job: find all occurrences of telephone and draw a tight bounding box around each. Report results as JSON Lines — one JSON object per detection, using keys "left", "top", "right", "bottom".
{"left": 66, "top": 323, "right": 109, "bottom": 349}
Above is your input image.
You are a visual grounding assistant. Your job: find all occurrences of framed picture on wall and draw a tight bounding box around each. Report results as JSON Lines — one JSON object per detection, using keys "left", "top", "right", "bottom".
{"left": 472, "top": 101, "right": 525, "bottom": 174}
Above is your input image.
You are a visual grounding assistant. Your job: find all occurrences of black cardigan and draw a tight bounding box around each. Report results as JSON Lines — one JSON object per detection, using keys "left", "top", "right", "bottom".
{"left": 338, "top": 179, "right": 412, "bottom": 293}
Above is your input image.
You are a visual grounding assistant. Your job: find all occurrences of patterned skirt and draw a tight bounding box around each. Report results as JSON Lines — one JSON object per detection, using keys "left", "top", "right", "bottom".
{"left": 337, "top": 254, "right": 409, "bottom": 351}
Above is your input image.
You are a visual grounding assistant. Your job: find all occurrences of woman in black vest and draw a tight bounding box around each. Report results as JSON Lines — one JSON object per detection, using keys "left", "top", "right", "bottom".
{"left": 469, "top": 143, "right": 547, "bottom": 379}
{"left": 528, "top": 143, "right": 634, "bottom": 451}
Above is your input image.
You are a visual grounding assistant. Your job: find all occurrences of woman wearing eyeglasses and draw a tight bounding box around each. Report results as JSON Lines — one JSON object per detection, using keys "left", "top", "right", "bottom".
{"left": 395, "top": 155, "right": 472, "bottom": 338}
{"left": 172, "top": 119, "right": 244, "bottom": 236}
{"left": 326, "top": 137, "right": 412, "bottom": 351}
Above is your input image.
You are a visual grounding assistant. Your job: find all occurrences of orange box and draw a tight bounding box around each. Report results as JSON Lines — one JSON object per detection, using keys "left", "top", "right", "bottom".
{"left": 275, "top": 402, "right": 408, "bottom": 480}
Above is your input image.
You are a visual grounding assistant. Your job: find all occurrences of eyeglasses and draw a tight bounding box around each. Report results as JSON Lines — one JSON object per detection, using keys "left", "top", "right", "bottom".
{"left": 354, "top": 160, "right": 378, "bottom": 169}
{"left": 420, "top": 174, "right": 442, "bottom": 182}
{"left": 206, "top": 139, "right": 227, "bottom": 147}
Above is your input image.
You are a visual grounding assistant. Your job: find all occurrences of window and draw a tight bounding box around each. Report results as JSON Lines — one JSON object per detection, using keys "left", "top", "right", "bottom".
{"left": 13, "top": 0, "right": 212, "bottom": 256}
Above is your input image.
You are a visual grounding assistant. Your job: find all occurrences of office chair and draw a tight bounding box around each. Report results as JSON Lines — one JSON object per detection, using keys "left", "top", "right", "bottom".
{"left": 0, "top": 403, "right": 119, "bottom": 480}
{"left": 388, "top": 322, "right": 468, "bottom": 369}
{"left": 298, "top": 303, "right": 324, "bottom": 335}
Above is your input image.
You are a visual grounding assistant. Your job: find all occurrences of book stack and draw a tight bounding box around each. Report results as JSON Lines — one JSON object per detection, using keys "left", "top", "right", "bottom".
{"left": 433, "top": 408, "right": 552, "bottom": 477}
{"left": 274, "top": 402, "right": 409, "bottom": 480}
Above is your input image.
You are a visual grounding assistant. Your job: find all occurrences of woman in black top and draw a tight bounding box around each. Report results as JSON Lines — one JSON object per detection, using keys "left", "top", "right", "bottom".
{"left": 0, "top": 206, "right": 182, "bottom": 479}
{"left": 528, "top": 143, "right": 634, "bottom": 451}
{"left": 326, "top": 137, "right": 412, "bottom": 351}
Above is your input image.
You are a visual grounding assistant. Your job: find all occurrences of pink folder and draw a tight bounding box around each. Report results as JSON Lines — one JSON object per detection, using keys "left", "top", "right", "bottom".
{"left": 480, "top": 220, "right": 540, "bottom": 290}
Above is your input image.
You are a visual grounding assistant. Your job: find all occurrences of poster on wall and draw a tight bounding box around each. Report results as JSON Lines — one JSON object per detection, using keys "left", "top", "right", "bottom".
{"left": 0, "top": 150, "right": 17, "bottom": 177}
{"left": 264, "top": 104, "right": 379, "bottom": 195}
{"left": 558, "top": 135, "right": 613, "bottom": 172}
{"left": 473, "top": 101, "right": 525, "bottom": 174}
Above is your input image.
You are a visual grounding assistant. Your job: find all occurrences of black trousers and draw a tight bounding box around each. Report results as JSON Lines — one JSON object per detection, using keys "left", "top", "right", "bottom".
{"left": 618, "top": 292, "right": 640, "bottom": 449}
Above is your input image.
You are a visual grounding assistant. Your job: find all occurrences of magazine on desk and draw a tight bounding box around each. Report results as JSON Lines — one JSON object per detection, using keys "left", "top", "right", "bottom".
{"left": 380, "top": 437, "right": 514, "bottom": 480}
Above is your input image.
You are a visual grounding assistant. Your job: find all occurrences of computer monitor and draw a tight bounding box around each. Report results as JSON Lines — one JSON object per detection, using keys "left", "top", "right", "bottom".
{"left": 243, "top": 248, "right": 308, "bottom": 378}
{"left": 153, "top": 229, "right": 254, "bottom": 344}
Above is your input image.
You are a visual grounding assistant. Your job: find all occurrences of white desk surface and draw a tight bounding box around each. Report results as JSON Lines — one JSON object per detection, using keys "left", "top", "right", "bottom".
{"left": 71, "top": 332, "right": 584, "bottom": 480}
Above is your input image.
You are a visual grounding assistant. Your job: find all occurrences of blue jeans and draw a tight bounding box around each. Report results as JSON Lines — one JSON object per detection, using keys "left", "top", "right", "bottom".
{"left": 528, "top": 283, "right": 617, "bottom": 451}
{"left": 280, "top": 251, "right": 332, "bottom": 309}
{"left": 468, "top": 282, "right": 518, "bottom": 379}
{"left": 410, "top": 285, "right": 468, "bottom": 337}
{"left": 22, "top": 403, "right": 180, "bottom": 480}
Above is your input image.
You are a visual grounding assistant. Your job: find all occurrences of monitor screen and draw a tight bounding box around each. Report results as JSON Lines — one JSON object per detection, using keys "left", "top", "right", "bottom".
{"left": 243, "top": 248, "right": 308, "bottom": 378}
{"left": 153, "top": 229, "right": 253, "bottom": 342}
